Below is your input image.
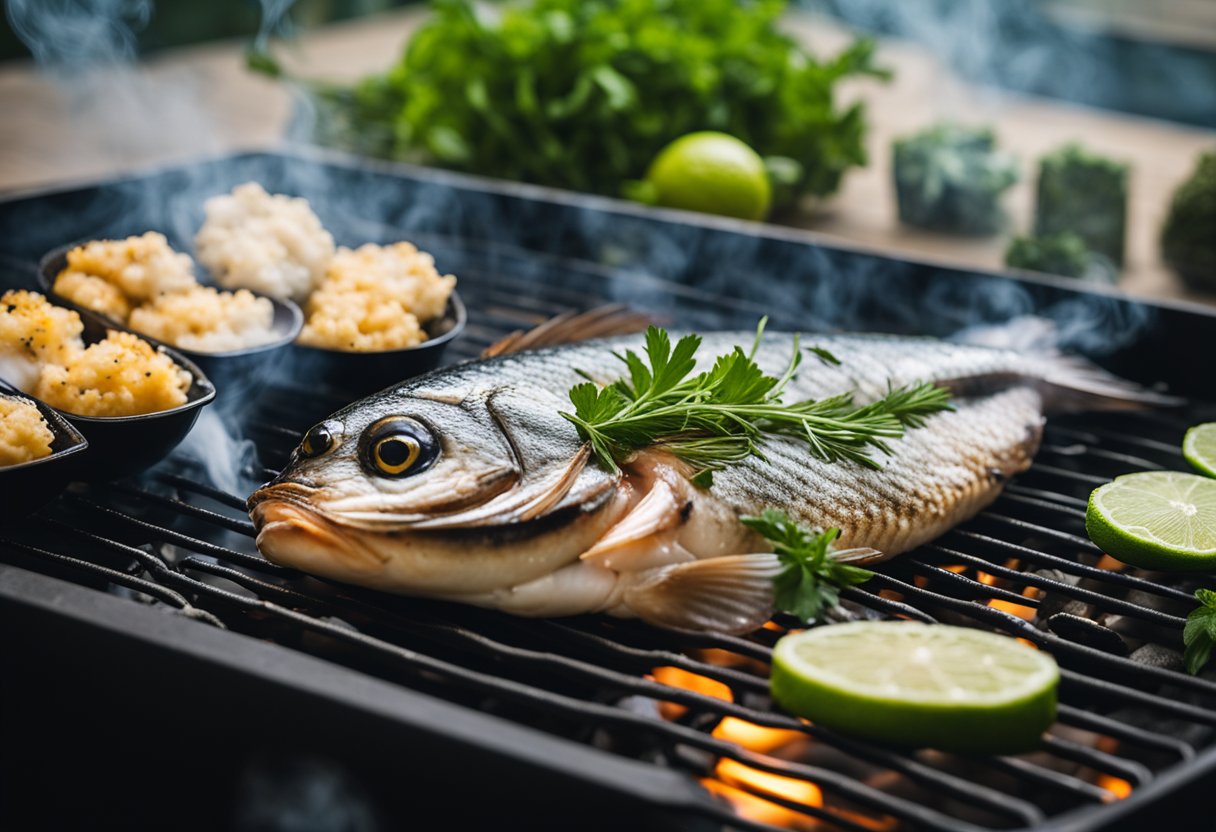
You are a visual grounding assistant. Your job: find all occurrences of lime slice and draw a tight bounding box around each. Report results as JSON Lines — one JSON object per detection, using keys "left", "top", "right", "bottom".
{"left": 1086, "top": 471, "right": 1216, "bottom": 571}
{"left": 1184, "top": 423, "right": 1216, "bottom": 478}
{"left": 770, "top": 622, "right": 1058, "bottom": 753}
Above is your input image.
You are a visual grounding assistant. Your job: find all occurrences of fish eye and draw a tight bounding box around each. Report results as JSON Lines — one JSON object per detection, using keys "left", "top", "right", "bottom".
{"left": 300, "top": 423, "right": 337, "bottom": 459}
{"left": 361, "top": 417, "right": 439, "bottom": 478}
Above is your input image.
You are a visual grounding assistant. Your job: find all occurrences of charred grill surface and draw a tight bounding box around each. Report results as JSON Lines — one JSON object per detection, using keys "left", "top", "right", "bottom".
{"left": 1, "top": 152, "right": 1215, "bottom": 832}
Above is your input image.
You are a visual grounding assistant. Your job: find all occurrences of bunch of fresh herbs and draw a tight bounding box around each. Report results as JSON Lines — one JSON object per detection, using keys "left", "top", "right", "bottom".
{"left": 255, "top": 0, "right": 888, "bottom": 204}
{"left": 562, "top": 322, "right": 952, "bottom": 486}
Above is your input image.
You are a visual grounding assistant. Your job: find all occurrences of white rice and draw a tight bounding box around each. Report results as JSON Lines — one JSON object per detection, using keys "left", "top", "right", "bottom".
{"left": 195, "top": 182, "right": 335, "bottom": 303}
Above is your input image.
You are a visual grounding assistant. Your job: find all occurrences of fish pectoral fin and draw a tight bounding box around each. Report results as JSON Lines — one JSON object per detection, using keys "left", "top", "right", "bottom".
{"left": 621, "top": 553, "right": 781, "bottom": 634}
{"left": 581, "top": 480, "right": 683, "bottom": 569}
{"left": 831, "top": 546, "right": 892, "bottom": 566}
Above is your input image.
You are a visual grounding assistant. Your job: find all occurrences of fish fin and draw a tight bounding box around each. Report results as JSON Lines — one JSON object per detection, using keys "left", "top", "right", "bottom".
{"left": 1036, "top": 355, "right": 1184, "bottom": 412}
{"left": 622, "top": 554, "right": 780, "bottom": 634}
{"left": 481, "top": 305, "right": 655, "bottom": 357}
{"left": 581, "top": 480, "right": 683, "bottom": 568}
{"left": 831, "top": 547, "right": 891, "bottom": 566}
{"left": 949, "top": 315, "right": 1182, "bottom": 411}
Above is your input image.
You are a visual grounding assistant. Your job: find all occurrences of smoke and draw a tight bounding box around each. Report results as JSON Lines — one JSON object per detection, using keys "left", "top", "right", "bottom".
{"left": 6, "top": 0, "right": 152, "bottom": 71}
{"left": 6, "top": 0, "right": 222, "bottom": 168}
{"left": 803, "top": 0, "right": 1216, "bottom": 126}
{"left": 253, "top": 0, "right": 299, "bottom": 54}
{"left": 171, "top": 407, "right": 263, "bottom": 498}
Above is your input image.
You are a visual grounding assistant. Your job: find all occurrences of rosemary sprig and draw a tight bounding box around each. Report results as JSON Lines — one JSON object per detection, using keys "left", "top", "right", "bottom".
{"left": 742, "top": 510, "right": 874, "bottom": 621}
{"left": 562, "top": 322, "right": 952, "bottom": 485}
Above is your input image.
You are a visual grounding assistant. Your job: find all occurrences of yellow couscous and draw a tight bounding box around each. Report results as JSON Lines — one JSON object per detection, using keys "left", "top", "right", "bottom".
{"left": 0, "top": 289, "right": 85, "bottom": 390}
{"left": 56, "top": 232, "right": 195, "bottom": 306}
{"left": 0, "top": 394, "right": 55, "bottom": 466}
{"left": 36, "top": 331, "right": 192, "bottom": 418}
{"left": 0, "top": 291, "right": 192, "bottom": 418}
{"left": 297, "top": 242, "right": 457, "bottom": 352}
{"left": 53, "top": 233, "right": 276, "bottom": 353}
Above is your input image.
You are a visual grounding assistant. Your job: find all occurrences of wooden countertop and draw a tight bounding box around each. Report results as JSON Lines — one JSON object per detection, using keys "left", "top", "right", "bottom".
{"left": 1, "top": 7, "right": 1212, "bottom": 306}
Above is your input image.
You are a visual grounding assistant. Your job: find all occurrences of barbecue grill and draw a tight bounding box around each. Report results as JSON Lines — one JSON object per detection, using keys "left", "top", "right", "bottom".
{"left": 2, "top": 149, "right": 1214, "bottom": 832}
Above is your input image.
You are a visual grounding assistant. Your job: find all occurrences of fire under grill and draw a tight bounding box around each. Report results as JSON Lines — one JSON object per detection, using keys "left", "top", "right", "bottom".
{"left": 2, "top": 151, "right": 1216, "bottom": 832}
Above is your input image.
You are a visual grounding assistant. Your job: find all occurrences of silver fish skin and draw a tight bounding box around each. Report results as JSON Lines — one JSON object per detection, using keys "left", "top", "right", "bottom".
{"left": 248, "top": 332, "right": 1155, "bottom": 633}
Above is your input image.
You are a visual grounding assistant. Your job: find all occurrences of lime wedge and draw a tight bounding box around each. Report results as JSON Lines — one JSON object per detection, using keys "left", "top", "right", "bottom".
{"left": 1184, "top": 423, "right": 1216, "bottom": 478}
{"left": 1086, "top": 471, "right": 1216, "bottom": 571}
{"left": 770, "top": 622, "right": 1058, "bottom": 753}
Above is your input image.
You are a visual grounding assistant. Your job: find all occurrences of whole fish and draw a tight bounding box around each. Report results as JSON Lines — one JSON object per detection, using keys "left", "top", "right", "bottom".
{"left": 248, "top": 329, "right": 1165, "bottom": 633}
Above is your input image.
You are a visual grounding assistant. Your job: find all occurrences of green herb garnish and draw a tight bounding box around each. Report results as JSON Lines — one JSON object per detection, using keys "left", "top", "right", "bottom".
{"left": 742, "top": 509, "right": 873, "bottom": 621}
{"left": 252, "top": 0, "right": 888, "bottom": 206}
{"left": 562, "top": 322, "right": 952, "bottom": 485}
{"left": 1183, "top": 588, "right": 1216, "bottom": 675}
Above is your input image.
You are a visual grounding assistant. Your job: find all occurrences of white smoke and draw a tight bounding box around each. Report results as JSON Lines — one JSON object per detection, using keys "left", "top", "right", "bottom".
{"left": 6, "top": 0, "right": 223, "bottom": 170}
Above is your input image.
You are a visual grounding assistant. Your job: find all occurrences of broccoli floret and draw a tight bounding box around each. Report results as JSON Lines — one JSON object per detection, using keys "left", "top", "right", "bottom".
{"left": 1161, "top": 151, "right": 1216, "bottom": 293}
{"left": 893, "top": 123, "right": 1019, "bottom": 235}
{"left": 1034, "top": 143, "right": 1128, "bottom": 267}
{"left": 1005, "top": 232, "right": 1110, "bottom": 281}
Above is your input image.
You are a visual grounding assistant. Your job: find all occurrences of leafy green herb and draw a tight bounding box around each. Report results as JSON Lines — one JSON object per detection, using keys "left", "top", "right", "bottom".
{"left": 562, "top": 322, "right": 952, "bottom": 484}
{"left": 742, "top": 509, "right": 873, "bottom": 621}
{"left": 253, "top": 0, "right": 889, "bottom": 205}
{"left": 1183, "top": 588, "right": 1216, "bottom": 675}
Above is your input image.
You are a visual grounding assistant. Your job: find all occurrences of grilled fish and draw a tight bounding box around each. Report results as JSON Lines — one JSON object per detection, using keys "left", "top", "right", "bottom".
{"left": 249, "top": 329, "right": 1165, "bottom": 633}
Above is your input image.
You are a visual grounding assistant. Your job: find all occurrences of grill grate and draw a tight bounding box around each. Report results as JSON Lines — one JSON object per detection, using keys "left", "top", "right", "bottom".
{"left": 4, "top": 250, "right": 1216, "bottom": 832}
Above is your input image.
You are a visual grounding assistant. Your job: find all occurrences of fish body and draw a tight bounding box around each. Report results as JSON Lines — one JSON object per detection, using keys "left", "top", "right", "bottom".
{"left": 249, "top": 331, "right": 1157, "bottom": 632}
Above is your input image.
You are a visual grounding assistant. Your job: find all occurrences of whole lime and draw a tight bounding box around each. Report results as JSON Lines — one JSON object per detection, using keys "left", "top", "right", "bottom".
{"left": 644, "top": 132, "right": 772, "bottom": 221}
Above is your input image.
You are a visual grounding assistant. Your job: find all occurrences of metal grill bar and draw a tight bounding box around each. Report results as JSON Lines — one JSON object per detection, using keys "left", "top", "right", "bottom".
{"left": 915, "top": 547, "right": 1187, "bottom": 627}
{"left": 30, "top": 468, "right": 1209, "bottom": 819}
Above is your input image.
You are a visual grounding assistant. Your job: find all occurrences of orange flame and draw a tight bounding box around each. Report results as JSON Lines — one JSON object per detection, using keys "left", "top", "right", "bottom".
{"left": 650, "top": 666, "right": 732, "bottom": 720}
{"left": 1097, "top": 774, "right": 1132, "bottom": 800}
{"left": 707, "top": 760, "right": 824, "bottom": 829}
{"left": 712, "top": 717, "right": 806, "bottom": 752}
{"left": 978, "top": 566, "right": 1040, "bottom": 621}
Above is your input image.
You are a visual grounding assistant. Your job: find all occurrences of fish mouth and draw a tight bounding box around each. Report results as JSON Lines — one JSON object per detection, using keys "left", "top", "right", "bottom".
{"left": 249, "top": 483, "right": 389, "bottom": 575}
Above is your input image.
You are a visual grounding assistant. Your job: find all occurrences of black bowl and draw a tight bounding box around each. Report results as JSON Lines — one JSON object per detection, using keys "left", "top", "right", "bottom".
{"left": 1, "top": 311, "right": 217, "bottom": 482}
{"left": 0, "top": 382, "right": 88, "bottom": 519}
{"left": 39, "top": 243, "right": 303, "bottom": 406}
{"left": 288, "top": 290, "right": 468, "bottom": 398}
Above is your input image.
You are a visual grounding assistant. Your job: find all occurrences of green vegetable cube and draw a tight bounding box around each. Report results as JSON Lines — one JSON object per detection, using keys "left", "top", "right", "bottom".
{"left": 1161, "top": 150, "right": 1216, "bottom": 293}
{"left": 1034, "top": 143, "right": 1129, "bottom": 267}
{"left": 893, "top": 123, "right": 1020, "bottom": 235}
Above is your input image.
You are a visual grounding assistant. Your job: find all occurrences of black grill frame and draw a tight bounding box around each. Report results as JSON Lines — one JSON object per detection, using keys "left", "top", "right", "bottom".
{"left": 2, "top": 149, "right": 1216, "bottom": 832}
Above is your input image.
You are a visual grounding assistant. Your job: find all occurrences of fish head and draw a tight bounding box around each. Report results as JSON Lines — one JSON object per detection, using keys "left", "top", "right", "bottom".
{"left": 248, "top": 379, "right": 626, "bottom": 595}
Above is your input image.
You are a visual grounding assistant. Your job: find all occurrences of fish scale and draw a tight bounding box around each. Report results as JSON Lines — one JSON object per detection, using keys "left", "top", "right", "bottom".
{"left": 406, "top": 332, "right": 1049, "bottom": 553}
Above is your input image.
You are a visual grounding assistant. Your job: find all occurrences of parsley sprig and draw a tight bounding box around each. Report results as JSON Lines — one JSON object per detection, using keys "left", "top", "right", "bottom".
{"left": 562, "top": 323, "right": 952, "bottom": 485}
{"left": 1183, "top": 588, "right": 1216, "bottom": 675}
{"left": 742, "top": 509, "right": 874, "bottom": 621}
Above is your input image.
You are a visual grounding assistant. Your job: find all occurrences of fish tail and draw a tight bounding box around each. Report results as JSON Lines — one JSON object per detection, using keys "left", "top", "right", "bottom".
{"left": 949, "top": 315, "right": 1182, "bottom": 412}
{"left": 1035, "top": 355, "right": 1184, "bottom": 413}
